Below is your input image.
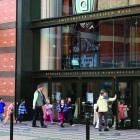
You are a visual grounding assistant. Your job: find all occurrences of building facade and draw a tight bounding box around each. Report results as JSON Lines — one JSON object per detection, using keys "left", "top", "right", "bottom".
{"left": 0, "top": 0, "right": 16, "bottom": 108}
{"left": 16, "top": 0, "right": 140, "bottom": 129}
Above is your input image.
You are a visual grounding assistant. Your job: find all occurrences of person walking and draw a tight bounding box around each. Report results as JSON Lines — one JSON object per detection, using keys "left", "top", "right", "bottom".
{"left": 0, "top": 98, "right": 6, "bottom": 122}
{"left": 32, "top": 83, "right": 47, "bottom": 128}
{"left": 16, "top": 99, "right": 27, "bottom": 124}
{"left": 4, "top": 101, "right": 16, "bottom": 124}
{"left": 65, "top": 97, "right": 75, "bottom": 126}
{"left": 97, "top": 89, "right": 117, "bottom": 131}
{"left": 43, "top": 99, "right": 55, "bottom": 125}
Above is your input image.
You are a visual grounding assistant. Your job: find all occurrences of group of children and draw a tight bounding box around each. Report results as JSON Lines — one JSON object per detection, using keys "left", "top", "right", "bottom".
{"left": 43, "top": 97, "right": 74, "bottom": 127}
{"left": 0, "top": 97, "right": 74, "bottom": 128}
{"left": 0, "top": 98, "right": 27, "bottom": 125}
{"left": 93, "top": 99, "right": 129, "bottom": 129}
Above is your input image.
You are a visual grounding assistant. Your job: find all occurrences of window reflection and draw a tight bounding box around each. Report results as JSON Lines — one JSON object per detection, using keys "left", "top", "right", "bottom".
{"left": 39, "top": 16, "right": 140, "bottom": 70}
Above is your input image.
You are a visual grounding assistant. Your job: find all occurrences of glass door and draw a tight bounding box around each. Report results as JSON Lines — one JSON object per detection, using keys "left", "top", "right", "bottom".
{"left": 51, "top": 81, "right": 79, "bottom": 122}
{"left": 81, "top": 82, "right": 97, "bottom": 123}
{"left": 51, "top": 82, "right": 62, "bottom": 120}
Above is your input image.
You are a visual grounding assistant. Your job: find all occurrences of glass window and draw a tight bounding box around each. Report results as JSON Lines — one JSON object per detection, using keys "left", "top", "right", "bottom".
{"left": 38, "top": 17, "right": 140, "bottom": 70}
{"left": 130, "top": 16, "right": 140, "bottom": 67}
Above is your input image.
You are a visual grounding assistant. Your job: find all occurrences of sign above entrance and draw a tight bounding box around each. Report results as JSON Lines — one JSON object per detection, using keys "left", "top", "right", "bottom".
{"left": 31, "top": 5, "right": 140, "bottom": 29}
{"left": 33, "top": 69, "right": 140, "bottom": 79}
{"left": 75, "top": 0, "right": 94, "bottom": 13}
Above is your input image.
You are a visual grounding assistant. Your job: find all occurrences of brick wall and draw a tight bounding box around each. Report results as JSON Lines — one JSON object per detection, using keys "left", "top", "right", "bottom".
{"left": 0, "top": 0, "right": 16, "bottom": 114}
{"left": 98, "top": 0, "right": 140, "bottom": 10}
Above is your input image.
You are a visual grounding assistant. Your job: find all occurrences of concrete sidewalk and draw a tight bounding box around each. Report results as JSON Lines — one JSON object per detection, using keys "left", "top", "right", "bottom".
{"left": 0, "top": 121, "right": 140, "bottom": 140}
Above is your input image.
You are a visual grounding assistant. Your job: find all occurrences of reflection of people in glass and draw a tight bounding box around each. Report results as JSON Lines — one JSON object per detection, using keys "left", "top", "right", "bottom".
{"left": 118, "top": 82, "right": 130, "bottom": 106}
{"left": 55, "top": 92, "right": 61, "bottom": 103}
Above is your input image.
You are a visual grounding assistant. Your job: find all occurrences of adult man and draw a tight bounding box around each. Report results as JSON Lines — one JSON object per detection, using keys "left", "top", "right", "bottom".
{"left": 97, "top": 89, "right": 117, "bottom": 131}
{"left": 0, "top": 98, "right": 6, "bottom": 122}
{"left": 32, "top": 83, "right": 47, "bottom": 128}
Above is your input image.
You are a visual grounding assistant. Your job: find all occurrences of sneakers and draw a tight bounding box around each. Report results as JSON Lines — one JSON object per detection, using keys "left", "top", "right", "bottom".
{"left": 98, "top": 128, "right": 102, "bottom": 131}
{"left": 104, "top": 128, "right": 109, "bottom": 131}
{"left": 71, "top": 124, "right": 75, "bottom": 127}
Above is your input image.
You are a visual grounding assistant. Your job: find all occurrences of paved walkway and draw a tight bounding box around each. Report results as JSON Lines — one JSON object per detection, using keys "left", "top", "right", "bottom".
{"left": 0, "top": 121, "right": 140, "bottom": 140}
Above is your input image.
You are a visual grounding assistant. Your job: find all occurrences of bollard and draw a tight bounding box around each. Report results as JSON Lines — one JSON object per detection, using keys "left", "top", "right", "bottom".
{"left": 85, "top": 113, "right": 90, "bottom": 140}
{"left": 10, "top": 110, "right": 13, "bottom": 140}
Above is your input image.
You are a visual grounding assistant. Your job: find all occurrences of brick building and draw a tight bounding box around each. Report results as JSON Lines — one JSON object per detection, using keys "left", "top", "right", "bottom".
{"left": 1, "top": 0, "right": 140, "bottom": 129}
{"left": 0, "top": 0, "right": 16, "bottom": 109}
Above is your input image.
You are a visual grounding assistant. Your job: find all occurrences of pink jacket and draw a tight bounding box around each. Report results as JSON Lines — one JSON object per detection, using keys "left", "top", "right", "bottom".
{"left": 44, "top": 104, "right": 53, "bottom": 115}
{"left": 7, "top": 103, "right": 14, "bottom": 116}
{"left": 118, "top": 104, "right": 125, "bottom": 119}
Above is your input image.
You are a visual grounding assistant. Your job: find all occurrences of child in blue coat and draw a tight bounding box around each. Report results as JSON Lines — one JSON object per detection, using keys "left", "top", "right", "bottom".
{"left": 16, "top": 99, "right": 27, "bottom": 123}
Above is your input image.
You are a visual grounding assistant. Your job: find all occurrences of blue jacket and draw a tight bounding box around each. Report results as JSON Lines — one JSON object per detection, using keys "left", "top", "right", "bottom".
{"left": 0, "top": 102, "right": 6, "bottom": 113}
{"left": 18, "top": 103, "right": 27, "bottom": 114}
{"left": 56, "top": 104, "right": 68, "bottom": 113}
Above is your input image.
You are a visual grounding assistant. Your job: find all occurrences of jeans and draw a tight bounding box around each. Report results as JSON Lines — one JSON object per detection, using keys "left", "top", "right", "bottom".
{"left": 0, "top": 113, "right": 3, "bottom": 122}
{"left": 17, "top": 114, "right": 24, "bottom": 122}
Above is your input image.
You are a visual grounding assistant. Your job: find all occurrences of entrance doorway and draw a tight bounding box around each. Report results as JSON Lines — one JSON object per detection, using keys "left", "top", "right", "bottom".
{"left": 42, "top": 79, "right": 134, "bottom": 128}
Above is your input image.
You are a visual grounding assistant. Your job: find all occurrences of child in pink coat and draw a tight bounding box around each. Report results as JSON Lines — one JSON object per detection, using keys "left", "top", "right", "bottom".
{"left": 4, "top": 101, "right": 16, "bottom": 124}
{"left": 118, "top": 100, "right": 129, "bottom": 127}
{"left": 43, "top": 99, "right": 54, "bottom": 125}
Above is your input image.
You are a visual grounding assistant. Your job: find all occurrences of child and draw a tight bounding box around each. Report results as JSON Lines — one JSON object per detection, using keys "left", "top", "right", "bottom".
{"left": 118, "top": 100, "right": 129, "bottom": 127}
{"left": 0, "top": 98, "right": 6, "bottom": 122}
{"left": 4, "top": 101, "right": 16, "bottom": 124}
{"left": 56, "top": 99, "right": 68, "bottom": 127}
{"left": 16, "top": 99, "right": 27, "bottom": 123}
{"left": 65, "top": 97, "right": 75, "bottom": 126}
{"left": 43, "top": 99, "right": 54, "bottom": 125}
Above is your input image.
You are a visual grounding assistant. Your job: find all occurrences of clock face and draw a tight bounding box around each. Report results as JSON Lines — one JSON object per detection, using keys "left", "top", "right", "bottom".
{"left": 81, "top": 39, "right": 87, "bottom": 51}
